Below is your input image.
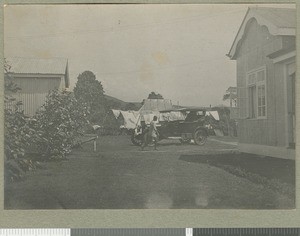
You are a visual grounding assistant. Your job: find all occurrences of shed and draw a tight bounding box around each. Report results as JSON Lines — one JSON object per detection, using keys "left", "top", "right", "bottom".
{"left": 5, "top": 57, "right": 70, "bottom": 116}
{"left": 227, "top": 7, "right": 296, "bottom": 159}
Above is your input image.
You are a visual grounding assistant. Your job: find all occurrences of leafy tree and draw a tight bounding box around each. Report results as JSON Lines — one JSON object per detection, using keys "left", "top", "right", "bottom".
{"left": 148, "top": 92, "right": 164, "bottom": 99}
{"left": 223, "top": 87, "right": 237, "bottom": 107}
{"left": 74, "top": 71, "right": 106, "bottom": 123}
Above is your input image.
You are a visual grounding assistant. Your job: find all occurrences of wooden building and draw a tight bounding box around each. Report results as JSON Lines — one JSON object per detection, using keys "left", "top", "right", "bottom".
{"left": 227, "top": 7, "right": 296, "bottom": 159}
{"left": 6, "top": 57, "right": 69, "bottom": 116}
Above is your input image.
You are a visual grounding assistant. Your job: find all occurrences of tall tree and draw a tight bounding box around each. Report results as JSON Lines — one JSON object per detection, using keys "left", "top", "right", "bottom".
{"left": 148, "top": 92, "right": 164, "bottom": 99}
{"left": 74, "top": 71, "right": 106, "bottom": 123}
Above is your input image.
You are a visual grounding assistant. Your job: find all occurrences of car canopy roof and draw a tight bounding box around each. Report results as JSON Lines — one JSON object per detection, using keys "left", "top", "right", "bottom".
{"left": 159, "top": 107, "right": 208, "bottom": 113}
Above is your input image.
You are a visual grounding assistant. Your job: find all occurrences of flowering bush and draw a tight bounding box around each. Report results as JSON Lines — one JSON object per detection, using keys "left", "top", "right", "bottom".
{"left": 33, "top": 90, "right": 90, "bottom": 159}
{"left": 4, "top": 104, "right": 37, "bottom": 160}
{"left": 4, "top": 60, "right": 33, "bottom": 162}
{"left": 4, "top": 61, "right": 41, "bottom": 181}
{"left": 4, "top": 59, "right": 90, "bottom": 181}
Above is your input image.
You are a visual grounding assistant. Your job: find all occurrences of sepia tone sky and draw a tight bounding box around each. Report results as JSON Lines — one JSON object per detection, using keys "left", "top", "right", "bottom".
{"left": 4, "top": 4, "right": 295, "bottom": 106}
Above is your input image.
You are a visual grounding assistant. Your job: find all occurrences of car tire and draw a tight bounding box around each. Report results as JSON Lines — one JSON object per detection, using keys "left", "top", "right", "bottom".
{"left": 131, "top": 133, "right": 143, "bottom": 146}
{"left": 193, "top": 129, "right": 207, "bottom": 146}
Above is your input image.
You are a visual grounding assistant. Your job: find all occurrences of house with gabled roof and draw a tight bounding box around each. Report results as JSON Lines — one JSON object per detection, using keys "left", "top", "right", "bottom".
{"left": 227, "top": 7, "right": 296, "bottom": 159}
{"left": 5, "top": 57, "right": 69, "bottom": 116}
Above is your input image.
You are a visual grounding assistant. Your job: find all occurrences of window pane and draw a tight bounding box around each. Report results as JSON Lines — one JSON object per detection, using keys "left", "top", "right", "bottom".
{"left": 257, "top": 70, "right": 265, "bottom": 82}
{"left": 249, "top": 86, "right": 256, "bottom": 118}
{"left": 261, "top": 85, "right": 265, "bottom": 96}
{"left": 258, "top": 97, "right": 262, "bottom": 106}
{"left": 248, "top": 73, "right": 256, "bottom": 85}
{"left": 248, "top": 68, "right": 266, "bottom": 118}
{"left": 262, "top": 107, "right": 266, "bottom": 116}
{"left": 262, "top": 97, "right": 265, "bottom": 106}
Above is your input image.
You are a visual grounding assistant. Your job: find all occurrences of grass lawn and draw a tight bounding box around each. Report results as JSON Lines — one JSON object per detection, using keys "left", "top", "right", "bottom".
{"left": 4, "top": 135, "right": 295, "bottom": 209}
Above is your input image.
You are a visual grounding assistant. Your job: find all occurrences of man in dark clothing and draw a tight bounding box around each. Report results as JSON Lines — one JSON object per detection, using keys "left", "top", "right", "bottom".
{"left": 141, "top": 116, "right": 159, "bottom": 151}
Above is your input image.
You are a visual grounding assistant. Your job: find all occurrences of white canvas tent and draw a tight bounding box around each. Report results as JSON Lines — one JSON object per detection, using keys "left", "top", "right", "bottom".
{"left": 112, "top": 109, "right": 121, "bottom": 119}
{"left": 206, "top": 111, "right": 220, "bottom": 121}
{"left": 119, "top": 111, "right": 140, "bottom": 129}
{"left": 111, "top": 99, "right": 177, "bottom": 129}
{"left": 139, "top": 99, "right": 172, "bottom": 114}
{"left": 138, "top": 99, "right": 173, "bottom": 124}
{"left": 111, "top": 109, "right": 140, "bottom": 129}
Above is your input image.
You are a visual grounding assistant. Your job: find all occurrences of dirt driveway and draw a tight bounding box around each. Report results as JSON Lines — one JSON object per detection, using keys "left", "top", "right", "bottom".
{"left": 4, "top": 135, "right": 295, "bottom": 209}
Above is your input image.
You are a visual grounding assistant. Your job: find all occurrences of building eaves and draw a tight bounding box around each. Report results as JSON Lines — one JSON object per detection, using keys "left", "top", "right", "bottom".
{"left": 227, "top": 7, "right": 296, "bottom": 60}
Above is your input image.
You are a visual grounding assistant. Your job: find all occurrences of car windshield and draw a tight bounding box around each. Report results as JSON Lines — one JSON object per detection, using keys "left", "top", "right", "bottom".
{"left": 184, "top": 110, "right": 205, "bottom": 122}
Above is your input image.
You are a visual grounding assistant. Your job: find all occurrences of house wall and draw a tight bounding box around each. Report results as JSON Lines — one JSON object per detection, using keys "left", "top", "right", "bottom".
{"left": 11, "top": 76, "right": 65, "bottom": 116}
{"left": 236, "top": 18, "right": 290, "bottom": 148}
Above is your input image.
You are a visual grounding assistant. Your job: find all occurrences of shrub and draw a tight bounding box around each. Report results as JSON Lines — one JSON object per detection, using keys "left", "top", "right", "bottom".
{"left": 4, "top": 60, "right": 35, "bottom": 162}
{"left": 4, "top": 89, "right": 89, "bottom": 181}
{"left": 33, "top": 90, "right": 90, "bottom": 159}
{"left": 4, "top": 62, "right": 41, "bottom": 181}
{"left": 4, "top": 104, "right": 37, "bottom": 161}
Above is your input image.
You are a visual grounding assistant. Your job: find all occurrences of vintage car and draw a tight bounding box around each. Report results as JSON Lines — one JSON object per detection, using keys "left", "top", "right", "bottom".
{"left": 131, "top": 108, "right": 209, "bottom": 146}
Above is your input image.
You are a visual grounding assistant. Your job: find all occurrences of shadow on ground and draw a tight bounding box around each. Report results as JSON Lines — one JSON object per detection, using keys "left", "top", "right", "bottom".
{"left": 179, "top": 153, "right": 295, "bottom": 199}
{"left": 180, "top": 153, "right": 294, "bottom": 184}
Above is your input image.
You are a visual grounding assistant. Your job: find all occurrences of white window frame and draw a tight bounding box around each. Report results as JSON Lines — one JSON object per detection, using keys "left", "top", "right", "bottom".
{"left": 246, "top": 66, "right": 267, "bottom": 119}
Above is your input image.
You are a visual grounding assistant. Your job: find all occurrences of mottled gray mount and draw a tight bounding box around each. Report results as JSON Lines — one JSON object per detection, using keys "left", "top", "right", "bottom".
{"left": 193, "top": 228, "right": 300, "bottom": 236}
{"left": 71, "top": 228, "right": 185, "bottom": 236}
{"left": 71, "top": 228, "right": 300, "bottom": 236}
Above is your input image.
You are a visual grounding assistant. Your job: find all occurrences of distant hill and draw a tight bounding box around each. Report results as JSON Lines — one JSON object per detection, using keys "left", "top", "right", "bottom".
{"left": 105, "top": 94, "right": 142, "bottom": 111}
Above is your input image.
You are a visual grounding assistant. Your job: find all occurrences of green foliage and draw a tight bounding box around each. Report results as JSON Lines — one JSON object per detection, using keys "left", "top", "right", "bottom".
{"left": 100, "top": 110, "right": 121, "bottom": 135}
{"left": 212, "top": 107, "right": 237, "bottom": 137}
{"left": 74, "top": 71, "right": 106, "bottom": 123}
{"left": 4, "top": 59, "right": 41, "bottom": 181}
{"left": 4, "top": 59, "right": 30, "bottom": 162}
{"left": 33, "top": 90, "right": 90, "bottom": 158}
{"left": 223, "top": 88, "right": 237, "bottom": 106}
{"left": 4, "top": 59, "right": 21, "bottom": 103}
{"left": 5, "top": 89, "right": 89, "bottom": 162}
{"left": 148, "top": 91, "right": 163, "bottom": 99}
{"left": 5, "top": 105, "right": 37, "bottom": 161}
{"left": 4, "top": 59, "right": 90, "bottom": 181}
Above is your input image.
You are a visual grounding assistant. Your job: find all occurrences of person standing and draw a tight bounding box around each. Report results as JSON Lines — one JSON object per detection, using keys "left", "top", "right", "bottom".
{"left": 141, "top": 116, "right": 159, "bottom": 151}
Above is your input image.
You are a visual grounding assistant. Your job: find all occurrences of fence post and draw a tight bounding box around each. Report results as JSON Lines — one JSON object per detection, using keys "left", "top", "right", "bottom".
{"left": 93, "top": 137, "right": 97, "bottom": 152}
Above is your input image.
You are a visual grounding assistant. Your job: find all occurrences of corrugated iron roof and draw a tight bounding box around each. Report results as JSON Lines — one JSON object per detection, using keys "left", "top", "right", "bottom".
{"left": 6, "top": 57, "right": 68, "bottom": 75}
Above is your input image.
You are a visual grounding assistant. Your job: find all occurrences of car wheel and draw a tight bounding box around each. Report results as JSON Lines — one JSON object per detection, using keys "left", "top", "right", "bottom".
{"left": 193, "top": 129, "right": 207, "bottom": 146}
{"left": 131, "top": 132, "right": 143, "bottom": 146}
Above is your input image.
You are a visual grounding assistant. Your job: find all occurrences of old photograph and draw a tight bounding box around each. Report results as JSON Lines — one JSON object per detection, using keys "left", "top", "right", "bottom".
{"left": 3, "top": 4, "right": 296, "bottom": 209}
